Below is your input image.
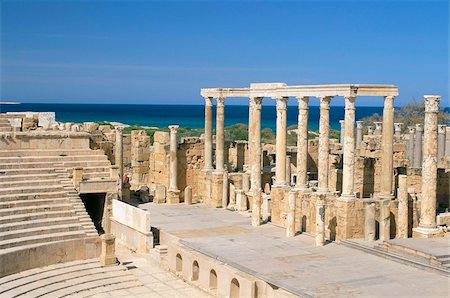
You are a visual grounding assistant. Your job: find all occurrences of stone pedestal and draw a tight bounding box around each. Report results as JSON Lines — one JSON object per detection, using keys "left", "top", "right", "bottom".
{"left": 396, "top": 175, "right": 408, "bottom": 239}
{"left": 154, "top": 184, "right": 166, "bottom": 204}
{"left": 270, "top": 186, "right": 287, "bottom": 227}
{"left": 210, "top": 171, "right": 224, "bottom": 207}
{"left": 184, "top": 186, "right": 192, "bottom": 205}
{"left": 364, "top": 202, "right": 376, "bottom": 241}
{"left": 236, "top": 190, "right": 247, "bottom": 211}
{"left": 167, "top": 189, "right": 180, "bottom": 204}
{"left": 315, "top": 194, "right": 326, "bottom": 246}
{"left": 100, "top": 233, "right": 117, "bottom": 266}
{"left": 286, "top": 191, "right": 296, "bottom": 237}
{"left": 228, "top": 184, "right": 236, "bottom": 210}
{"left": 379, "top": 199, "right": 391, "bottom": 241}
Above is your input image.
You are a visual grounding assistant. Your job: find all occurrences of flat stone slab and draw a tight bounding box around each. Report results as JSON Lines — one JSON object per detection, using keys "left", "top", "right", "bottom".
{"left": 387, "top": 237, "right": 450, "bottom": 257}
{"left": 142, "top": 203, "right": 450, "bottom": 297}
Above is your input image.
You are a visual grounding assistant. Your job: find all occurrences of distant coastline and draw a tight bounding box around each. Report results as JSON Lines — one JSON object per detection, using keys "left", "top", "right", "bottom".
{"left": 0, "top": 102, "right": 20, "bottom": 105}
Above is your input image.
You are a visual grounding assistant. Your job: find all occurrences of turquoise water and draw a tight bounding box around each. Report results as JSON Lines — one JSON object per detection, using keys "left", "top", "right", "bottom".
{"left": 0, "top": 103, "right": 386, "bottom": 131}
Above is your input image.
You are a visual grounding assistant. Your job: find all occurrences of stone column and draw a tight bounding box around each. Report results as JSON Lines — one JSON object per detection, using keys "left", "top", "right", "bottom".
{"left": 286, "top": 190, "right": 296, "bottom": 237}
{"left": 286, "top": 155, "right": 291, "bottom": 186}
{"left": 339, "top": 120, "right": 345, "bottom": 145}
{"left": 275, "top": 97, "right": 288, "bottom": 185}
{"left": 315, "top": 194, "right": 326, "bottom": 246}
{"left": 252, "top": 189, "right": 262, "bottom": 227}
{"left": 414, "top": 96, "right": 441, "bottom": 237}
{"left": 438, "top": 124, "right": 446, "bottom": 159}
{"left": 394, "top": 123, "right": 402, "bottom": 141}
{"left": 374, "top": 122, "right": 382, "bottom": 135}
{"left": 184, "top": 186, "right": 192, "bottom": 205}
{"left": 407, "top": 126, "right": 415, "bottom": 164}
{"left": 168, "top": 125, "right": 179, "bottom": 191}
{"left": 397, "top": 175, "right": 408, "bottom": 239}
{"left": 341, "top": 96, "right": 356, "bottom": 198}
{"left": 115, "top": 127, "right": 124, "bottom": 199}
{"left": 317, "top": 96, "right": 332, "bottom": 193}
{"left": 250, "top": 97, "right": 263, "bottom": 192}
{"left": 356, "top": 121, "right": 363, "bottom": 150}
{"left": 364, "top": 202, "right": 376, "bottom": 241}
{"left": 367, "top": 126, "right": 374, "bottom": 135}
{"left": 380, "top": 96, "right": 395, "bottom": 200}
{"left": 296, "top": 96, "right": 309, "bottom": 190}
{"left": 204, "top": 97, "right": 214, "bottom": 170}
{"left": 247, "top": 99, "right": 254, "bottom": 174}
{"left": 215, "top": 97, "right": 225, "bottom": 171}
{"left": 379, "top": 199, "right": 391, "bottom": 241}
{"left": 413, "top": 124, "right": 423, "bottom": 168}
{"left": 222, "top": 171, "right": 228, "bottom": 208}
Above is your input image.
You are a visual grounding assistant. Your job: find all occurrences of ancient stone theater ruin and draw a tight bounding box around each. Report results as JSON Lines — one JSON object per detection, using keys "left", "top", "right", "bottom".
{"left": 0, "top": 83, "right": 449, "bottom": 297}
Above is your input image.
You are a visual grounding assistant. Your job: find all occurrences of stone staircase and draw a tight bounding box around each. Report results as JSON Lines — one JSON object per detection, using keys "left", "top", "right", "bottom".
{"left": 0, "top": 149, "right": 116, "bottom": 276}
{"left": 0, "top": 119, "right": 12, "bottom": 132}
{"left": 0, "top": 259, "right": 144, "bottom": 298}
{"left": 340, "top": 239, "right": 450, "bottom": 276}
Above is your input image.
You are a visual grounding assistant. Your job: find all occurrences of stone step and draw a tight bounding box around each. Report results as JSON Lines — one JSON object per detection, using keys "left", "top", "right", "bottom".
{"left": 0, "top": 160, "right": 111, "bottom": 169}
{"left": 0, "top": 149, "right": 106, "bottom": 157}
{"left": 0, "top": 185, "right": 64, "bottom": 196}
{"left": 0, "top": 127, "right": 12, "bottom": 132}
{"left": 0, "top": 155, "right": 109, "bottom": 163}
{"left": 0, "top": 198, "right": 69, "bottom": 209}
{"left": 0, "top": 217, "right": 81, "bottom": 233}
{"left": 56, "top": 166, "right": 112, "bottom": 174}
{"left": 0, "top": 223, "right": 83, "bottom": 241}
{"left": 0, "top": 173, "right": 59, "bottom": 182}
{"left": 0, "top": 191, "right": 68, "bottom": 202}
{"left": 79, "top": 281, "right": 144, "bottom": 298}
{"left": 0, "top": 167, "right": 57, "bottom": 176}
{"left": 0, "top": 178, "right": 63, "bottom": 189}
{"left": 0, "top": 210, "right": 76, "bottom": 225}
{"left": 0, "top": 204, "right": 73, "bottom": 217}
{"left": 0, "top": 230, "right": 86, "bottom": 250}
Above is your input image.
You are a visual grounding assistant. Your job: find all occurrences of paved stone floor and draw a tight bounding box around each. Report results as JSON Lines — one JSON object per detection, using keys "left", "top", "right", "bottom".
{"left": 141, "top": 203, "right": 450, "bottom": 297}
{"left": 97, "top": 244, "right": 213, "bottom": 298}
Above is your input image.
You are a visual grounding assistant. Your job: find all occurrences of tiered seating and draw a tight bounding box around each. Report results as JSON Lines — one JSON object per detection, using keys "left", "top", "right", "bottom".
{"left": 0, "top": 119, "right": 12, "bottom": 132}
{"left": 0, "top": 259, "right": 143, "bottom": 297}
{"left": 0, "top": 149, "right": 115, "bottom": 276}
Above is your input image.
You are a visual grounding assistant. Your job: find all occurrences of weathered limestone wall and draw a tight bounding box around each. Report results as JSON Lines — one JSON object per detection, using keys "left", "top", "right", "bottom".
{"left": 177, "top": 137, "right": 205, "bottom": 201}
{"left": 131, "top": 130, "right": 151, "bottom": 189}
{"left": 148, "top": 131, "right": 170, "bottom": 192}
{"left": 0, "top": 131, "right": 90, "bottom": 150}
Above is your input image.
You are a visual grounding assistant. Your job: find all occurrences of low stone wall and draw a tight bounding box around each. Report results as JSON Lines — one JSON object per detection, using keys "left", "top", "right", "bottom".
{"left": 0, "top": 237, "right": 100, "bottom": 277}
{"left": 159, "top": 231, "right": 297, "bottom": 298}
{"left": 0, "top": 131, "right": 90, "bottom": 150}
{"left": 111, "top": 199, "right": 153, "bottom": 253}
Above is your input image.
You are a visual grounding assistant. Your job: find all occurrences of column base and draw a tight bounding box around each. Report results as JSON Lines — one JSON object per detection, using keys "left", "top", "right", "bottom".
{"left": 100, "top": 233, "right": 117, "bottom": 266}
{"left": 338, "top": 193, "right": 356, "bottom": 202}
{"left": 412, "top": 227, "right": 443, "bottom": 238}
{"left": 167, "top": 189, "right": 180, "bottom": 204}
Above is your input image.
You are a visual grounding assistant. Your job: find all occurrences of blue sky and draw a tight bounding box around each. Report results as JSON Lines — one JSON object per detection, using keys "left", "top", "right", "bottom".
{"left": 1, "top": 0, "right": 448, "bottom": 106}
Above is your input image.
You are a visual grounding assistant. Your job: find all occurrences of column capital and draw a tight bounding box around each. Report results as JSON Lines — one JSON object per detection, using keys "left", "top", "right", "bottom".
{"left": 168, "top": 125, "right": 179, "bottom": 133}
{"left": 356, "top": 121, "right": 363, "bottom": 128}
{"left": 204, "top": 96, "right": 213, "bottom": 106}
{"left": 408, "top": 126, "right": 415, "bottom": 133}
{"left": 216, "top": 97, "right": 225, "bottom": 106}
{"left": 383, "top": 95, "right": 395, "bottom": 108}
{"left": 394, "top": 123, "right": 403, "bottom": 131}
{"left": 415, "top": 123, "right": 423, "bottom": 132}
{"left": 249, "top": 97, "right": 263, "bottom": 109}
{"left": 424, "top": 95, "right": 441, "bottom": 113}
{"left": 275, "top": 97, "right": 288, "bottom": 110}
{"left": 345, "top": 96, "right": 356, "bottom": 110}
{"left": 438, "top": 124, "right": 446, "bottom": 134}
{"left": 297, "top": 96, "right": 309, "bottom": 109}
{"left": 319, "top": 96, "right": 332, "bottom": 109}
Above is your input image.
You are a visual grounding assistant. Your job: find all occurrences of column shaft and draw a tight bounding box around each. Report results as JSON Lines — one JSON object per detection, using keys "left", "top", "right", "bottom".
{"left": 356, "top": 121, "right": 363, "bottom": 150}
{"left": 250, "top": 97, "right": 263, "bottom": 191}
{"left": 437, "top": 125, "right": 446, "bottom": 159}
{"left": 413, "top": 124, "right": 423, "bottom": 168}
{"left": 339, "top": 120, "right": 345, "bottom": 145}
{"left": 296, "top": 96, "right": 309, "bottom": 189}
{"left": 342, "top": 96, "right": 356, "bottom": 197}
{"left": 317, "top": 96, "right": 332, "bottom": 193}
{"left": 380, "top": 96, "right": 395, "bottom": 199}
{"left": 204, "top": 97, "right": 213, "bottom": 170}
{"left": 115, "top": 127, "right": 123, "bottom": 199}
{"left": 275, "top": 97, "right": 288, "bottom": 185}
{"left": 407, "top": 126, "right": 415, "bottom": 165}
{"left": 315, "top": 194, "right": 326, "bottom": 246}
{"left": 397, "top": 174, "right": 408, "bottom": 239}
{"left": 419, "top": 96, "right": 441, "bottom": 230}
{"left": 168, "top": 125, "right": 179, "bottom": 190}
{"left": 215, "top": 97, "right": 225, "bottom": 171}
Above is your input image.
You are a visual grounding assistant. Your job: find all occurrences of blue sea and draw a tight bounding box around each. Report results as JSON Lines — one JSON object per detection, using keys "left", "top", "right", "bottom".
{"left": 0, "top": 103, "right": 387, "bottom": 131}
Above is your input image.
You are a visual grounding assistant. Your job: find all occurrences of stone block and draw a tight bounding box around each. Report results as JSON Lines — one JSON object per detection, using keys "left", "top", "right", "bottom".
{"left": 154, "top": 184, "right": 166, "bottom": 204}
{"left": 167, "top": 189, "right": 180, "bottom": 204}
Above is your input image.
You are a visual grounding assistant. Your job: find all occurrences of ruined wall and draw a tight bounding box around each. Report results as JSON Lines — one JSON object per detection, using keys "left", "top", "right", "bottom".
{"left": 178, "top": 137, "right": 205, "bottom": 200}
{"left": 130, "top": 130, "right": 150, "bottom": 189}
{"left": 148, "top": 131, "right": 170, "bottom": 191}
